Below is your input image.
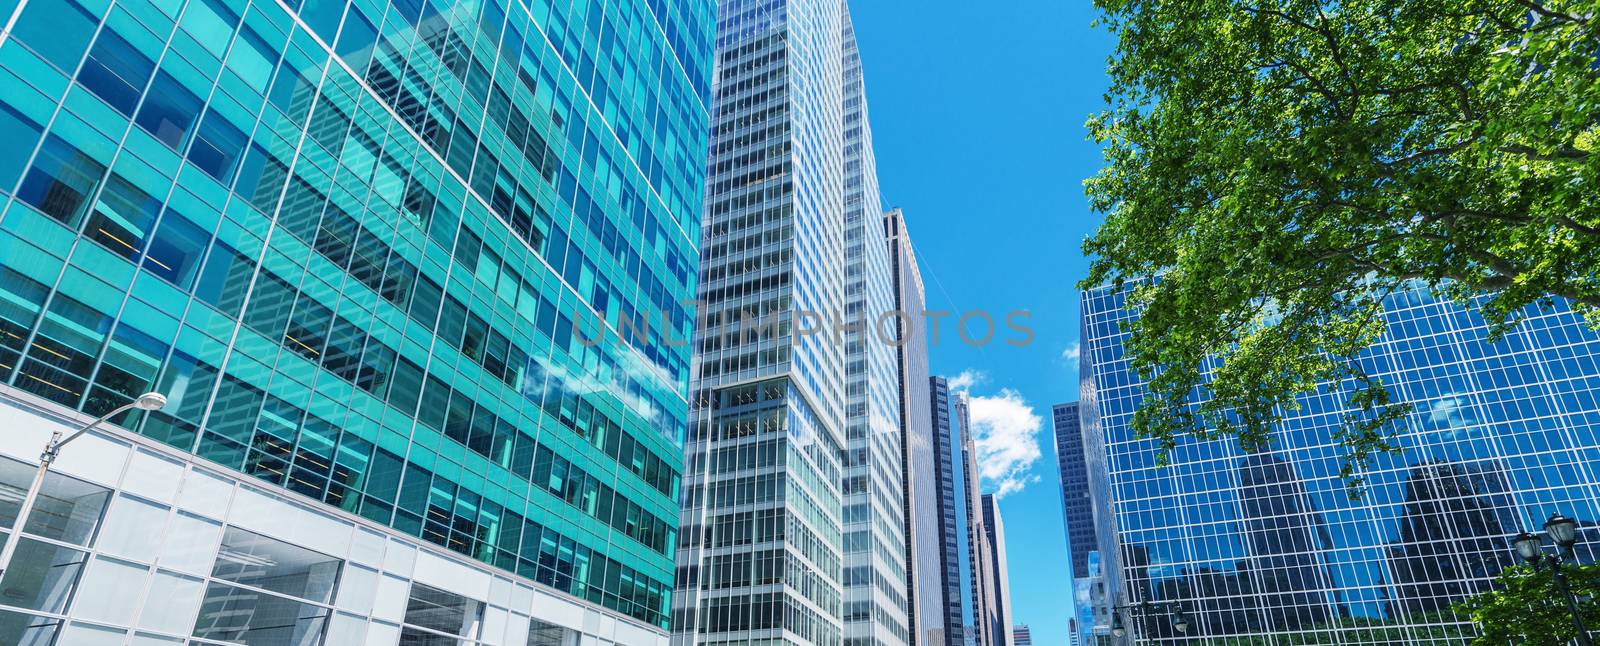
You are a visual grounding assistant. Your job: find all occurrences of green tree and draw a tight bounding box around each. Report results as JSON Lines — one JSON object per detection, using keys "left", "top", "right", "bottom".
{"left": 1456, "top": 563, "right": 1600, "bottom": 645}
{"left": 1081, "top": 0, "right": 1600, "bottom": 488}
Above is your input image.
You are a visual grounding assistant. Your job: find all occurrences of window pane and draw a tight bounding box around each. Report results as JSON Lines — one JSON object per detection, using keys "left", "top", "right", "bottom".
{"left": 0, "top": 103, "right": 43, "bottom": 192}
{"left": 193, "top": 240, "right": 254, "bottom": 318}
{"left": 212, "top": 527, "right": 342, "bottom": 604}
{"left": 143, "top": 209, "right": 211, "bottom": 288}
{"left": 95, "top": 494, "right": 169, "bottom": 562}
{"left": 399, "top": 626, "right": 466, "bottom": 646}
{"left": 11, "top": 0, "right": 96, "bottom": 73}
{"left": 191, "top": 581, "right": 329, "bottom": 645}
{"left": 136, "top": 72, "right": 204, "bottom": 150}
{"left": 403, "top": 583, "right": 482, "bottom": 638}
{"left": 84, "top": 174, "right": 162, "bottom": 260}
{"left": 0, "top": 608, "right": 61, "bottom": 646}
{"left": 526, "top": 618, "right": 578, "bottom": 646}
{"left": 70, "top": 557, "right": 149, "bottom": 626}
{"left": 57, "top": 622, "right": 124, "bottom": 646}
{"left": 15, "top": 135, "right": 106, "bottom": 227}
{"left": 138, "top": 570, "right": 205, "bottom": 634}
{"left": 77, "top": 30, "right": 155, "bottom": 115}
{"left": 0, "top": 536, "right": 87, "bottom": 613}
{"left": 0, "top": 455, "right": 111, "bottom": 544}
{"left": 188, "top": 109, "right": 247, "bottom": 183}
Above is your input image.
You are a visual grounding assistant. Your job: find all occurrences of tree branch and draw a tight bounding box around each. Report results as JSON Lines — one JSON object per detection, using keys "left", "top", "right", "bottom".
{"left": 1502, "top": 144, "right": 1591, "bottom": 161}
{"left": 1513, "top": 0, "right": 1583, "bottom": 23}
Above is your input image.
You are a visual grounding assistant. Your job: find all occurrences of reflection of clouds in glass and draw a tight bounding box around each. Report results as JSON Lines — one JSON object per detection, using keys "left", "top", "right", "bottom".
{"left": 525, "top": 355, "right": 661, "bottom": 425}
{"left": 1426, "top": 394, "right": 1479, "bottom": 439}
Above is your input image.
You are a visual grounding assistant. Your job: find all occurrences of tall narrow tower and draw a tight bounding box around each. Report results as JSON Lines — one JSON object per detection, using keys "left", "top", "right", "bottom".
{"left": 840, "top": 10, "right": 912, "bottom": 646}
{"left": 673, "top": 0, "right": 850, "bottom": 644}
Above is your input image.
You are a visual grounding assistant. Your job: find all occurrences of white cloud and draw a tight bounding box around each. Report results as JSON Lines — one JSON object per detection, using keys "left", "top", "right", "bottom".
{"left": 968, "top": 388, "right": 1044, "bottom": 499}
{"left": 1061, "top": 341, "right": 1081, "bottom": 363}
{"left": 947, "top": 369, "right": 986, "bottom": 393}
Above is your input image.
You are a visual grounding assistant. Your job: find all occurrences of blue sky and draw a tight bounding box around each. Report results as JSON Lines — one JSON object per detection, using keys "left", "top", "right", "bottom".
{"left": 850, "top": 1, "right": 1114, "bottom": 644}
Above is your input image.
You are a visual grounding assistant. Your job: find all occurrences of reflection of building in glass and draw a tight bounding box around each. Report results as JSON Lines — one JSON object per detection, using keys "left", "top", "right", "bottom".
{"left": 1386, "top": 460, "right": 1518, "bottom": 616}
{"left": 1081, "top": 285, "right": 1600, "bottom": 643}
{"left": 1235, "top": 454, "right": 1339, "bottom": 629}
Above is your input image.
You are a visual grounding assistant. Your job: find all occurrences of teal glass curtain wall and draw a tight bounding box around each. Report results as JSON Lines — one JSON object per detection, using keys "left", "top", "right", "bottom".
{"left": 0, "top": 0, "right": 713, "bottom": 629}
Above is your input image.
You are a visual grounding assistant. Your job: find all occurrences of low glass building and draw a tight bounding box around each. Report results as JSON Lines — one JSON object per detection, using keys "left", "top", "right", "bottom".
{"left": 0, "top": 0, "right": 713, "bottom": 641}
{"left": 1080, "top": 285, "right": 1600, "bottom": 643}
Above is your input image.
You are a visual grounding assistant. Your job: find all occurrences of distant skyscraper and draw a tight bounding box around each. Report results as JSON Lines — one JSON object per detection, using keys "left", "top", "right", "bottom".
{"left": 674, "top": 0, "right": 850, "bottom": 644}
{"left": 958, "top": 392, "right": 1002, "bottom": 646}
{"left": 1081, "top": 284, "right": 1600, "bottom": 643}
{"left": 1012, "top": 625, "right": 1033, "bottom": 646}
{"left": 932, "top": 376, "right": 977, "bottom": 646}
{"left": 982, "top": 493, "right": 1015, "bottom": 646}
{"left": 839, "top": 7, "right": 910, "bottom": 646}
{"left": 1053, "top": 403, "right": 1097, "bottom": 580}
{"left": 0, "top": 0, "right": 711, "bottom": 642}
{"left": 889, "top": 208, "right": 940, "bottom": 645}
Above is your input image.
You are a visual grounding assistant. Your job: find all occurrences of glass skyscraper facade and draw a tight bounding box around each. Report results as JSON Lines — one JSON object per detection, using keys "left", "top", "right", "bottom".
{"left": 1054, "top": 402, "right": 1099, "bottom": 646}
{"left": 671, "top": 0, "right": 851, "bottom": 644}
{"left": 840, "top": 12, "right": 909, "bottom": 646}
{"left": 1081, "top": 284, "right": 1600, "bottom": 643}
{"left": 0, "top": 0, "right": 712, "bottom": 640}
{"left": 958, "top": 391, "right": 1003, "bottom": 646}
{"left": 930, "top": 375, "right": 976, "bottom": 646}
{"left": 1053, "top": 402, "right": 1095, "bottom": 580}
{"left": 980, "top": 494, "right": 1013, "bottom": 646}
{"left": 888, "top": 208, "right": 941, "bottom": 646}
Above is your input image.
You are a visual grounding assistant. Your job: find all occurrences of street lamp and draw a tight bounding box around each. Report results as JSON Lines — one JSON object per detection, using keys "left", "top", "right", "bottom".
{"left": 1171, "top": 606, "right": 1191, "bottom": 634}
{"left": 0, "top": 392, "right": 166, "bottom": 577}
{"left": 1110, "top": 601, "right": 1188, "bottom": 640}
{"left": 1512, "top": 513, "right": 1592, "bottom": 646}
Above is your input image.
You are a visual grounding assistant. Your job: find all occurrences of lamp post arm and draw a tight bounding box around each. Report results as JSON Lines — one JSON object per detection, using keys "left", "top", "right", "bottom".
{"left": 0, "top": 400, "right": 139, "bottom": 579}
{"left": 56, "top": 401, "right": 139, "bottom": 452}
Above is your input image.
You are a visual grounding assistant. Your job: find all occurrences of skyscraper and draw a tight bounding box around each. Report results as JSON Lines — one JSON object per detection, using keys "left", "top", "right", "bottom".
{"left": 982, "top": 493, "right": 1015, "bottom": 646}
{"left": 958, "top": 391, "right": 1003, "bottom": 646}
{"left": 840, "top": 12, "right": 911, "bottom": 646}
{"left": 931, "top": 375, "right": 977, "bottom": 646}
{"left": 1013, "top": 625, "right": 1034, "bottom": 646}
{"left": 889, "top": 208, "right": 942, "bottom": 646}
{"left": 0, "top": 0, "right": 713, "bottom": 642}
{"left": 672, "top": 0, "right": 850, "bottom": 644}
{"left": 1081, "top": 284, "right": 1600, "bottom": 643}
{"left": 1053, "top": 403, "right": 1097, "bottom": 581}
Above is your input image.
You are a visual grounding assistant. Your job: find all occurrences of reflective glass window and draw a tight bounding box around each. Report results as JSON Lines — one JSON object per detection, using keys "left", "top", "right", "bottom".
{"left": 15, "top": 135, "right": 106, "bottom": 227}
{"left": 211, "top": 527, "right": 342, "bottom": 604}
{"left": 77, "top": 30, "right": 155, "bottom": 115}
{"left": 136, "top": 72, "right": 204, "bottom": 150}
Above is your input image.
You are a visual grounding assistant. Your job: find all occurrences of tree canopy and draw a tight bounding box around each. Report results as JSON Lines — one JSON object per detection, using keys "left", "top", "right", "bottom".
{"left": 1081, "top": 0, "right": 1600, "bottom": 489}
{"left": 1456, "top": 563, "right": 1600, "bottom": 645}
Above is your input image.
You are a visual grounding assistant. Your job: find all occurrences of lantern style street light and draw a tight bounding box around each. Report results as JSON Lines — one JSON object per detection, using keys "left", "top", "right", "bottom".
{"left": 1110, "top": 600, "right": 1190, "bottom": 640}
{"left": 1511, "top": 513, "right": 1592, "bottom": 646}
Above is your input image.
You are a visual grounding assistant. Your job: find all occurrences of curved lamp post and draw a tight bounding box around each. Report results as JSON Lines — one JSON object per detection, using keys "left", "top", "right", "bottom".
{"left": 1512, "top": 513, "right": 1591, "bottom": 646}
{"left": 0, "top": 392, "right": 166, "bottom": 577}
